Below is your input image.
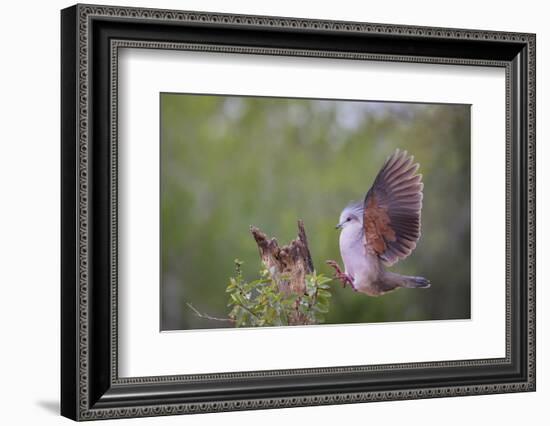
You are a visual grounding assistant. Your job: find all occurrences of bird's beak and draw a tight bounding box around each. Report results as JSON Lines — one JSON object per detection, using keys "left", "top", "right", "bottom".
{"left": 335, "top": 222, "right": 344, "bottom": 230}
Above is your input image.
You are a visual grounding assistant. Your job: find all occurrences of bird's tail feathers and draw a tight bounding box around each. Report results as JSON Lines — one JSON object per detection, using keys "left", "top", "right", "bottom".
{"left": 380, "top": 271, "right": 430, "bottom": 291}
{"left": 401, "top": 275, "right": 431, "bottom": 289}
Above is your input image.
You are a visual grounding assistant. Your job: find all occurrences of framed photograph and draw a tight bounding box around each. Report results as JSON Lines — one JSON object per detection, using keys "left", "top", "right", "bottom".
{"left": 61, "top": 4, "right": 536, "bottom": 421}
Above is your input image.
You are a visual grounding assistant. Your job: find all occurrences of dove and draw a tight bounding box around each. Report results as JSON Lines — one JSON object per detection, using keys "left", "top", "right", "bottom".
{"left": 327, "top": 149, "right": 430, "bottom": 296}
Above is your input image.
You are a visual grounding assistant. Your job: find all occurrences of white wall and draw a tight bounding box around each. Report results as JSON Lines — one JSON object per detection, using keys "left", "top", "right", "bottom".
{"left": 0, "top": 0, "right": 546, "bottom": 424}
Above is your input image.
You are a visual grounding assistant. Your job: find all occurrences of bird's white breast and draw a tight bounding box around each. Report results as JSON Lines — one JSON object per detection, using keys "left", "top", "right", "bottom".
{"left": 339, "top": 224, "right": 379, "bottom": 289}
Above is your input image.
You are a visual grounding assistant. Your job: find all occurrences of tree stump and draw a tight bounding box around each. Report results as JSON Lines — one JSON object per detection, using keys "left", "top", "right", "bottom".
{"left": 250, "top": 220, "right": 315, "bottom": 325}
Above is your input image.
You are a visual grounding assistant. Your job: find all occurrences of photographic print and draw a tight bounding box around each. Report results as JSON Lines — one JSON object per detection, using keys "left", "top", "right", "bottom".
{"left": 160, "top": 94, "right": 471, "bottom": 330}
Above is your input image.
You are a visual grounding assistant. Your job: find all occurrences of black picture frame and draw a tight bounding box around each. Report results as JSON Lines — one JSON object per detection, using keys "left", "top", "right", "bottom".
{"left": 61, "top": 4, "right": 536, "bottom": 421}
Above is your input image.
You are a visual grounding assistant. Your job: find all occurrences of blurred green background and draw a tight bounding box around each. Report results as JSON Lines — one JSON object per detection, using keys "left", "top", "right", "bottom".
{"left": 160, "top": 94, "right": 470, "bottom": 330}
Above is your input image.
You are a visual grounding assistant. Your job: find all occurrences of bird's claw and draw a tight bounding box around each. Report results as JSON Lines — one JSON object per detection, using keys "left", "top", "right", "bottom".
{"left": 326, "top": 260, "right": 355, "bottom": 289}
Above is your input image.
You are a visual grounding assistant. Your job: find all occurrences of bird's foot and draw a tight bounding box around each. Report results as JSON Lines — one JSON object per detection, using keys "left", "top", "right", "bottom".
{"left": 326, "top": 260, "right": 355, "bottom": 289}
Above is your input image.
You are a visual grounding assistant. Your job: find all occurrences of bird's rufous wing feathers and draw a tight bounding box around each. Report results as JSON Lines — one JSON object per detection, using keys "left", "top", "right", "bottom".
{"left": 363, "top": 149, "right": 423, "bottom": 266}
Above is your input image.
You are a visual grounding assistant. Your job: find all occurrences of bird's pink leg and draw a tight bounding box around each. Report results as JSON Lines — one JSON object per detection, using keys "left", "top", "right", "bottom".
{"left": 326, "top": 260, "right": 355, "bottom": 290}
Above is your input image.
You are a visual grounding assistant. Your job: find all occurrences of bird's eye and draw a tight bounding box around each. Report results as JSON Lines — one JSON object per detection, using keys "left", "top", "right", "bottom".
{"left": 347, "top": 217, "right": 351, "bottom": 222}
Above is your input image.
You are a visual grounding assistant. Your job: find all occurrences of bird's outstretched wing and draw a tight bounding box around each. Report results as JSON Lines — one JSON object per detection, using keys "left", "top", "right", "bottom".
{"left": 363, "top": 149, "right": 423, "bottom": 266}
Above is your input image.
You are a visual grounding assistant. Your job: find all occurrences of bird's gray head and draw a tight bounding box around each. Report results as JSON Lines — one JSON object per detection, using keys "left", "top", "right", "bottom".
{"left": 336, "top": 201, "right": 363, "bottom": 230}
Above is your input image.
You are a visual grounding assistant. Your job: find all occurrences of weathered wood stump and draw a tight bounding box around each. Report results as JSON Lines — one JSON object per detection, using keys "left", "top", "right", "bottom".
{"left": 250, "top": 220, "right": 315, "bottom": 325}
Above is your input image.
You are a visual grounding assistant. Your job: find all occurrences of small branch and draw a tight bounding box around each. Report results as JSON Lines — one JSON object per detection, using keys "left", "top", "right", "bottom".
{"left": 234, "top": 296, "right": 262, "bottom": 321}
{"left": 186, "top": 303, "right": 236, "bottom": 324}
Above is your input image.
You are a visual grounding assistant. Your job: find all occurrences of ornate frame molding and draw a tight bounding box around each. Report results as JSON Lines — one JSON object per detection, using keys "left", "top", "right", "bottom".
{"left": 61, "top": 4, "right": 535, "bottom": 421}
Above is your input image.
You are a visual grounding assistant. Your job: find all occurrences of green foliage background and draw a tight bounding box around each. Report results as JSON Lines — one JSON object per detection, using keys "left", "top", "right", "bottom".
{"left": 161, "top": 94, "right": 470, "bottom": 330}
